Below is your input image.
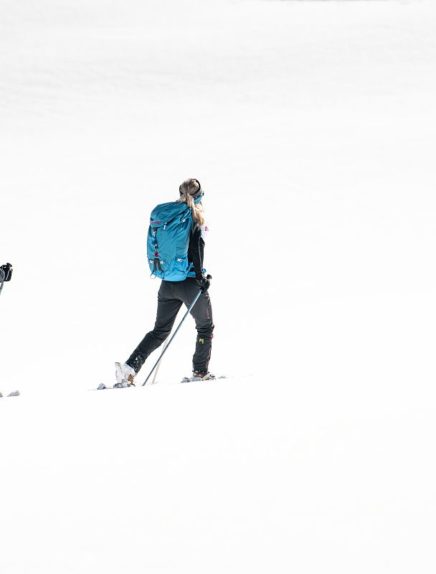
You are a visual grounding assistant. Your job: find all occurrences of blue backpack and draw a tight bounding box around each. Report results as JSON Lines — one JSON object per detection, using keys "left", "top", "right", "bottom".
{"left": 147, "top": 201, "right": 195, "bottom": 281}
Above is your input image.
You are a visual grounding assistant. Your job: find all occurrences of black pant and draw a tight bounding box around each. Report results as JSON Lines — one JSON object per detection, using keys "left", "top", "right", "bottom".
{"left": 126, "top": 278, "right": 214, "bottom": 374}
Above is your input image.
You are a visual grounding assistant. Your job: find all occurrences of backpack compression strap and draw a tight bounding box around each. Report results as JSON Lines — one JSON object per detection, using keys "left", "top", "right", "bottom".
{"left": 150, "top": 227, "right": 163, "bottom": 276}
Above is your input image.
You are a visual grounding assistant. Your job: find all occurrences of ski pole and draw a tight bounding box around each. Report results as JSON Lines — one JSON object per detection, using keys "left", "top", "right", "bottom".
{"left": 0, "top": 268, "right": 5, "bottom": 297}
{"left": 142, "top": 289, "right": 203, "bottom": 386}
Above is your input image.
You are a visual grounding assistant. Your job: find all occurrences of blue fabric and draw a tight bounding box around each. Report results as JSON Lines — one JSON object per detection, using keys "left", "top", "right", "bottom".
{"left": 147, "top": 201, "right": 194, "bottom": 281}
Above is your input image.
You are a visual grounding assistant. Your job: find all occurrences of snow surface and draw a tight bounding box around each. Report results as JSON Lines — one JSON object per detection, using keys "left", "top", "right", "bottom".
{"left": 1, "top": 0, "right": 436, "bottom": 572}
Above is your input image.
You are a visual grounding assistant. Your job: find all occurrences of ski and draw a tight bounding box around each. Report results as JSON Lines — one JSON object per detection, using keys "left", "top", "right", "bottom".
{"left": 95, "top": 375, "right": 226, "bottom": 390}
{"left": 180, "top": 375, "right": 226, "bottom": 383}
{"left": 95, "top": 383, "right": 135, "bottom": 391}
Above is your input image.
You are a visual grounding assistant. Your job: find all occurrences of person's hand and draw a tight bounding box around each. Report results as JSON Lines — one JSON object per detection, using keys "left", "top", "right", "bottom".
{"left": 196, "top": 273, "right": 212, "bottom": 293}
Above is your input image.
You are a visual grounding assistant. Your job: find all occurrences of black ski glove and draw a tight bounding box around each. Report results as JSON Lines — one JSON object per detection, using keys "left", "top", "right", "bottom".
{"left": 196, "top": 273, "right": 212, "bottom": 293}
{"left": 0, "top": 263, "right": 12, "bottom": 282}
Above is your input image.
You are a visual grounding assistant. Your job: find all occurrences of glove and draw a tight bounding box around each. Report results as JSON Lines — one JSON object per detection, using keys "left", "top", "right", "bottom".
{"left": 0, "top": 263, "right": 12, "bottom": 282}
{"left": 196, "top": 273, "right": 212, "bottom": 293}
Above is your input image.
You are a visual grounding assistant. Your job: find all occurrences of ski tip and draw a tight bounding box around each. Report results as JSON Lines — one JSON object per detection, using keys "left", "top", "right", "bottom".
{"left": 97, "top": 383, "right": 107, "bottom": 390}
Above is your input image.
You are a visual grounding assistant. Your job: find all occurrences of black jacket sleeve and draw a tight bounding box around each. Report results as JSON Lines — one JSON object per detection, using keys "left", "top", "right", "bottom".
{"left": 188, "top": 224, "right": 205, "bottom": 278}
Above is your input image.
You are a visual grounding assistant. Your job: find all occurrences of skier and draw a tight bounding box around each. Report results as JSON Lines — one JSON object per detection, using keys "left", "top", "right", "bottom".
{"left": 0, "top": 263, "right": 19, "bottom": 396}
{"left": 0, "top": 263, "right": 13, "bottom": 296}
{"left": 115, "top": 179, "right": 214, "bottom": 387}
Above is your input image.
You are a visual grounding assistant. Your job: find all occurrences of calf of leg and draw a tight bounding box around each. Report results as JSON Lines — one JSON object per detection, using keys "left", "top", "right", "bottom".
{"left": 189, "top": 291, "right": 214, "bottom": 373}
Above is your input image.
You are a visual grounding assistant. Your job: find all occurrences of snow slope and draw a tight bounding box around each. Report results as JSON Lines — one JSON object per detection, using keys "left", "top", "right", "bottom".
{"left": 1, "top": 0, "right": 436, "bottom": 572}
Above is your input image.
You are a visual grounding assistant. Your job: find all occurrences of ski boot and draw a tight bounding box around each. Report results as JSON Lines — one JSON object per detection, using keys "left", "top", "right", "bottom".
{"left": 114, "top": 362, "right": 136, "bottom": 388}
{"left": 181, "top": 371, "right": 216, "bottom": 383}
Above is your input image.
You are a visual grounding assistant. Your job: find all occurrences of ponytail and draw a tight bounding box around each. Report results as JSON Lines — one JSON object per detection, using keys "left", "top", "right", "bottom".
{"left": 178, "top": 179, "right": 205, "bottom": 226}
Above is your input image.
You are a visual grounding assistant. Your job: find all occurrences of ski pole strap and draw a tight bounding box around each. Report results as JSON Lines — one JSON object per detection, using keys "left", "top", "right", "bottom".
{"left": 142, "top": 289, "right": 203, "bottom": 386}
{"left": 153, "top": 258, "right": 163, "bottom": 274}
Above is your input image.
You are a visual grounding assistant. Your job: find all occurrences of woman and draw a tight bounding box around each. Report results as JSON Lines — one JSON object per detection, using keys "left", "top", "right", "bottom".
{"left": 115, "top": 179, "right": 214, "bottom": 386}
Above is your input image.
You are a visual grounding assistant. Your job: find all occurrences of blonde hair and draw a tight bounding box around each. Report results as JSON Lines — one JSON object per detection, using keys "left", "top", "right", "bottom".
{"left": 178, "top": 179, "right": 205, "bottom": 226}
